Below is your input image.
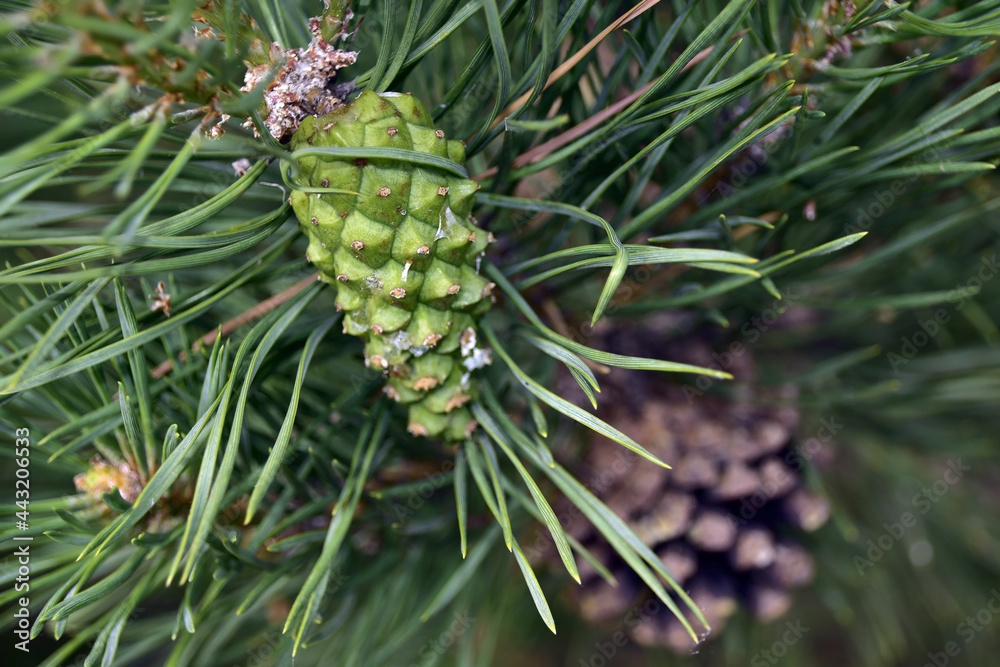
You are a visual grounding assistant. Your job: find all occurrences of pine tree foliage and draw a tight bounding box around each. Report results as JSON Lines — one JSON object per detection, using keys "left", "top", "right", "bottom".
{"left": 1, "top": 1, "right": 999, "bottom": 665}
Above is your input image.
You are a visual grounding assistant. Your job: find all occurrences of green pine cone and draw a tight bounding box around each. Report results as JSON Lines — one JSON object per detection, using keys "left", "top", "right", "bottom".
{"left": 289, "top": 91, "right": 495, "bottom": 441}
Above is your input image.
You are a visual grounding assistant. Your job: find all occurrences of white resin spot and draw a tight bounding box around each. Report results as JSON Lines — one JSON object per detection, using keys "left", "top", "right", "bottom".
{"left": 387, "top": 330, "right": 412, "bottom": 353}
{"left": 462, "top": 347, "right": 493, "bottom": 372}
{"left": 435, "top": 205, "right": 461, "bottom": 241}
{"left": 459, "top": 327, "right": 477, "bottom": 357}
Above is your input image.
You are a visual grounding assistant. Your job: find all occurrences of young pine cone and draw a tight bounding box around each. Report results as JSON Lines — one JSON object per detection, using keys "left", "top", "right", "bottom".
{"left": 549, "top": 322, "right": 831, "bottom": 654}
{"left": 290, "top": 91, "right": 495, "bottom": 441}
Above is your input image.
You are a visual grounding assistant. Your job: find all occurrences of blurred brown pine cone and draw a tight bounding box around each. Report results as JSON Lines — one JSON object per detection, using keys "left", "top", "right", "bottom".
{"left": 547, "top": 315, "right": 832, "bottom": 654}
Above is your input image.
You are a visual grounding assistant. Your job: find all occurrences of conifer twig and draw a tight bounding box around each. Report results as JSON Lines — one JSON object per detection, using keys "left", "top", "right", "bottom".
{"left": 488, "top": 0, "right": 663, "bottom": 130}
{"left": 475, "top": 43, "right": 721, "bottom": 179}
{"left": 151, "top": 273, "right": 321, "bottom": 378}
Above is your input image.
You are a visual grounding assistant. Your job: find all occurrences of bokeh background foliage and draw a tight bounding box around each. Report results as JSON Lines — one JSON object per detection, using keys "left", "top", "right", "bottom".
{"left": 1, "top": 0, "right": 999, "bottom": 665}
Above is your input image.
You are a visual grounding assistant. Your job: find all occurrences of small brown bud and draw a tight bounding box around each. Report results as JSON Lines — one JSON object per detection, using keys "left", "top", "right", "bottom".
{"left": 632, "top": 491, "right": 694, "bottom": 545}
{"left": 763, "top": 541, "right": 815, "bottom": 588}
{"left": 745, "top": 578, "right": 792, "bottom": 622}
{"left": 628, "top": 608, "right": 667, "bottom": 647}
{"left": 657, "top": 542, "right": 697, "bottom": 583}
{"left": 781, "top": 489, "right": 830, "bottom": 532}
{"left": 712, "top": 461, "right": 760, "bottom": 501}
{"left": 576, "top": 574, "right": 640, "bottom": 624}
{"left": 673, "top": 454, "right": 720, "bottom": 490}
{"left": 688, "top": 574, "right": 739, "bottom": 626}
{"left": 688, "top": 509, "right": 737, "bottom": 552}
{"left": 804, "top": 199, "right": 817, "bottom": 221}
{"left": 729, "top": 527, "right": 777, "bottom": 570}
{"left": 663, "top": 615, "right": 704, "bottom": 655}
{"left": 758, "top": 457, "right": 798, "bottom": 498}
